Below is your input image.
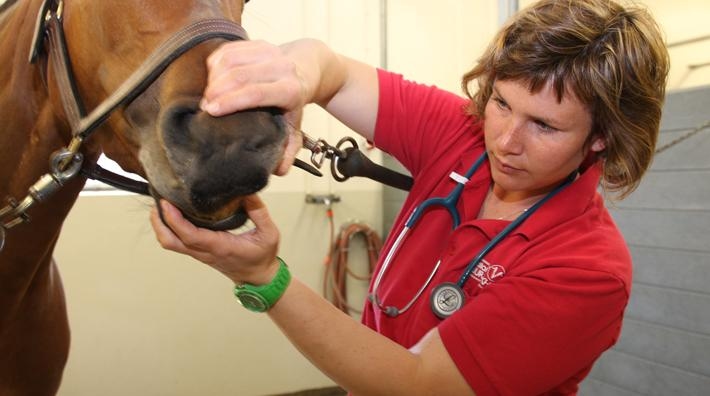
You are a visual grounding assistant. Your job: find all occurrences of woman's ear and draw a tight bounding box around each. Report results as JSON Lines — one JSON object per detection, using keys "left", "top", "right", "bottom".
{"left": 590, "top": 135, "right": 606, "bottom": 153}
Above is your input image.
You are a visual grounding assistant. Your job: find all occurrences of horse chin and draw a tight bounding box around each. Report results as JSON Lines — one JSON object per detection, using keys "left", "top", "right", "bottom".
{"left": 150, "top": 188, "right": 248, "bottom": 231}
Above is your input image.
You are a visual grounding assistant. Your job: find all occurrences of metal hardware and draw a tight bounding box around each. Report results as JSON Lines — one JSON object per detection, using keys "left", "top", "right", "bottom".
{"left": 300, "top": 131, "right": 413, "bottom": 189}
{"left": 305, "top": 194, "right": 341, "bottom": 206}
{"left": 50, "top": 148, "right": 83, "bottom": 181}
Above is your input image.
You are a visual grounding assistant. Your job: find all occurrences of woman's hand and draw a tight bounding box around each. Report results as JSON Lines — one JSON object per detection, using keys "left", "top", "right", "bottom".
{"left": 150, "top": 195, "right": 280, "bottom": 285}
{"left": 199, "top": 38, "right": 378, "bottom": 173}
{"left": 201, "top": 40, "right": 308, "bottom": 116}
{"left": 201, "top": 39, "right": 308, "bottom": 176}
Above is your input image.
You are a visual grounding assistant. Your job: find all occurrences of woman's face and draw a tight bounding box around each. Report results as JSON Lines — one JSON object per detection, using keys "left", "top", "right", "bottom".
{"left": 483, "top": 79, "right": 605, "bottom": 201}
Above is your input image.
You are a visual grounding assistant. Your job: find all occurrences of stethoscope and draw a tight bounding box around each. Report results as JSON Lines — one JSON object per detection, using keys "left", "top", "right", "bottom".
{"left": 368, "top": 152, "right": 577, "bottom": 319}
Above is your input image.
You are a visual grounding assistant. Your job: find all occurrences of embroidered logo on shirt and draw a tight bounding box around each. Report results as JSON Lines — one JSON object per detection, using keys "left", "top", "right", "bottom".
{"left": 471, "top": 259, "right": 506, "bottom": 288}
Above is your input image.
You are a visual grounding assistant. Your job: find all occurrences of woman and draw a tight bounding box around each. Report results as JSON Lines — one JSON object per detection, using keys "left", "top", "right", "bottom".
{"left": 151, "top": 0, "right": 669, "bottom": 394}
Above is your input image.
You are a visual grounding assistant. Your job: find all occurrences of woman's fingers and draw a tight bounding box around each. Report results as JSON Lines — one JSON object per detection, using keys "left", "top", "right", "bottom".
{"left": 149, "top": 197, "right": 280, "bottom": 284}
{"left": 201, "top": 40, "right": 306, "bottom": 116}
{"left": 151, "top": 198, "right": 278, "bottom": 257}
{"left": 150, "top": 205, "right": 188, "bottom": 253}
{"left": 240, "top": 195, "right": 279, "bottom": 246}
{"left": 274, "top": 122, "right": 303, "bottom": 176}
{"left": 206, "top": 40, "right": 280, "bottom": 74}
{"left": 151, "top": 201, "right": 223, "bottom": 262}
{"left": 202, "top": 79, "right": 301, "bottom": 116}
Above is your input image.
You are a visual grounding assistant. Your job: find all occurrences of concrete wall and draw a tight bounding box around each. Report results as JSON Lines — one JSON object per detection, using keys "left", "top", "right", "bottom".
{"left": 579, "top": 85, "right": 710, "bottom": 396}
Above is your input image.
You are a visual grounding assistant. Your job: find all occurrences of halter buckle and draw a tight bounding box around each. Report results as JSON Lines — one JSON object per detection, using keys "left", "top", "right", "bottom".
{"left": 50, "top": 148, "right": 84, "bottom": 182}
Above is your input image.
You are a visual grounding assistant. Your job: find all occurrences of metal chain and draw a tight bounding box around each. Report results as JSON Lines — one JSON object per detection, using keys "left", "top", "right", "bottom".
{"left": 655, "top": 120, "right": 710, "bottom": 154}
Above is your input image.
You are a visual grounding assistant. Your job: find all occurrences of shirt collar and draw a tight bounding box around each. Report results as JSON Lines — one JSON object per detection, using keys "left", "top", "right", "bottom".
{"left": 515, "top": 162, "right": 602, "bottom": 240}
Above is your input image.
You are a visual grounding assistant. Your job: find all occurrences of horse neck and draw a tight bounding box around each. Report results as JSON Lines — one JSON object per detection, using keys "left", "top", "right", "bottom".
{"left": 1, "top": 0, "right": 76, "bottom": 194}
{"left": 0, "top": 0, "right": 89, "bottom": 282}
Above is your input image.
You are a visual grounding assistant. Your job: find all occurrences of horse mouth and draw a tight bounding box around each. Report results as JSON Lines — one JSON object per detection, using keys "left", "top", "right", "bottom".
{"left": 150, "top": 188, "right": 248, "bottom": 231}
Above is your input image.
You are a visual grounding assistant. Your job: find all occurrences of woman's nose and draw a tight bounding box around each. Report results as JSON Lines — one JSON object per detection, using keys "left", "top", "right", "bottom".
{"left": 496, "top": 118, "right": 524, "bottom": 154}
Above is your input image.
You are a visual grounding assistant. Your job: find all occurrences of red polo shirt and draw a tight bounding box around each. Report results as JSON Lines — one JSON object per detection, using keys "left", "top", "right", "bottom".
{"left": 364, "top": 69, "right": 632, "bottom": 395}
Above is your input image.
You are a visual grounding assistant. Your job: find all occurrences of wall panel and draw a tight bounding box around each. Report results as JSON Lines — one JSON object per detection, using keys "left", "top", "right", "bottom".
{"left": 583, "top": 87, "right": 710, "bottom": 396}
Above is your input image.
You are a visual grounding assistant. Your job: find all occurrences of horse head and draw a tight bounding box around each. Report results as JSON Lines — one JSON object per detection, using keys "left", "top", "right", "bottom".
{"left": 57, "top": 0, "right": 284, "bottom": 230}
{"left": 2, "top": 1, "right": 279, "bottom": 393}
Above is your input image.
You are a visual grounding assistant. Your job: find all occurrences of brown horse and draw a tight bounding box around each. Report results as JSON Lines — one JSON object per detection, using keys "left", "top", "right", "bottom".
{"left": 0, "top": 0, "right": 286, "bottom": 394}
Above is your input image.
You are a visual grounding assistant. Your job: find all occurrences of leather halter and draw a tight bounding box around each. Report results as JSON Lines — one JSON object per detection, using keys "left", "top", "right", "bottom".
{"left": 0, "top": 0, "right": 249, "bottom": 248}
{"left": 30, "top": 0, "right": 248, "bottom": 141}
{"left": 30, "top": 0, "right": 248, "bottom": 194}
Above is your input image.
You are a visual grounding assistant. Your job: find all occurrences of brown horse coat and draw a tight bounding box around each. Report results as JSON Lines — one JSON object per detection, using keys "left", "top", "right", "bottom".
{"left": 0, "top": 1, "right": 284, "bottom": 394}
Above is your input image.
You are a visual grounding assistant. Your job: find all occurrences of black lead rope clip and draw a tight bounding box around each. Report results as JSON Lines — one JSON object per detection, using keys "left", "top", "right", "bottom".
{"left": 297, "top": 132, "right": 413, "bottom": 191}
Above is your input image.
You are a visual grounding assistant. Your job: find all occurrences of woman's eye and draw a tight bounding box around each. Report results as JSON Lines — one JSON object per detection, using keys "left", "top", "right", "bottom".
{"left": 493, "top": 97, "right": 509, "bottom": 110}
{"left": 535, "top": 120, "right": 556, "bottom": 132}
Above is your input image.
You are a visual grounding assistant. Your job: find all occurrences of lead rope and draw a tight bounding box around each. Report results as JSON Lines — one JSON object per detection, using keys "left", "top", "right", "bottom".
{"left": 322, "top": 215, "right": 382, "bottom": 316}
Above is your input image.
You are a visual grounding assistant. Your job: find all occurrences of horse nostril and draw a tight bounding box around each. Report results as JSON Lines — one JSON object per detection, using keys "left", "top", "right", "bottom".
{"left": 242, "top": 135, "right": 271, "bottom": 152}
{"left": 158, "top": 103, "right": 284, "bottom": 216}
{"left": 162, "top": 105, "right": 198, "bottom": 148}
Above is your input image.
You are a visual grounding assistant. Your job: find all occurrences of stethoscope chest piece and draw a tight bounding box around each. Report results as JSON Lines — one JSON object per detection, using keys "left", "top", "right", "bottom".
{"left": 430, "top": 282, "right": 465, "bottom": 319}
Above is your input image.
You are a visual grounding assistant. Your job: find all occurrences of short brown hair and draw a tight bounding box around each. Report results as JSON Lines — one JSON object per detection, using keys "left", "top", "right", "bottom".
{"left": 462, "top": 0, "right": 670, "bottom": 199}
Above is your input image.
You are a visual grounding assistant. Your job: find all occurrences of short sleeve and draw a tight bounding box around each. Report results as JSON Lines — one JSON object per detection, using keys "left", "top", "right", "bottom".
{"left": 373, "top": 69, "right": 477, "bottom": 179}
{"left": 438, "top": 267, "right": 628, "bottom": 396}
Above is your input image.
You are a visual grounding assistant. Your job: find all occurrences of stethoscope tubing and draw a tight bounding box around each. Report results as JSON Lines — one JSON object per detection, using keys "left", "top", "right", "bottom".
{"left": 370, "top": 152, "right": 489, "bottom": 316}
{"left": 455, "top": 170, "right": 577, "bottom": 287}
{"left": 370, "top": 150, "right": 577, "bottom": 318}
{"left": 405, "top": 153, "right": 488, "bottom": 229}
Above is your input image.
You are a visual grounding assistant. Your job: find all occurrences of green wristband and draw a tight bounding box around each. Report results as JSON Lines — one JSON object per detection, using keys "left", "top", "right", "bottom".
{"left": 233, "top": 257, "right": 291, "bottom": 313}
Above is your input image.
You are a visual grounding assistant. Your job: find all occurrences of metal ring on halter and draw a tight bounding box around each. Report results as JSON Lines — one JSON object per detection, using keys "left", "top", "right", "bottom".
{"left": 336, "top": 136, "right": 358, "bottom": 151}
{"left": 49, "top": 149, "right": 84, "bottom": 182}
{"left": 331, "top": 136, "right": 358, "bottom": 182}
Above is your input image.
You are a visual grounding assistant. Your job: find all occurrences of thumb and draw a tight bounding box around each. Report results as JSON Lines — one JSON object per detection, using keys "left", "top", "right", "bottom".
{"left": 242, "top": 195, "right": 279, "bottom": 244}
{"left": 274, "top": 117, "right": 303, "bottom": 176}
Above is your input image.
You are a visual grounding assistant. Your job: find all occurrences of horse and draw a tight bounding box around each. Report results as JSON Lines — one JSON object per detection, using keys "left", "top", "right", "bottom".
{"left": 0, "top": 0, "right": 287, "bottom": 394}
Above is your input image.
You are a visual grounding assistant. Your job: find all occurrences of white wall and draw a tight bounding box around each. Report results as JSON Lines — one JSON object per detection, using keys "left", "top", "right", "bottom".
{"left": 650, "top": 0, "right": 710, "bottom": 90}
{"left": 385, "top": 0, "right": 500, "bottom": 93}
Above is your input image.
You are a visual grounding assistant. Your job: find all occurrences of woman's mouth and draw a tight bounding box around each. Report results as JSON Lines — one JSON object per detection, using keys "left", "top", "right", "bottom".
{"left": 491, "top": 153, "right": 523, "bottom": 174}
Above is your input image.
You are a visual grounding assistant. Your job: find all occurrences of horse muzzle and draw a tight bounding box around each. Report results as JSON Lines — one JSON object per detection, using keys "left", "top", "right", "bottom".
{"left": 145, "top": 105, "right": 285, "bottom": 231}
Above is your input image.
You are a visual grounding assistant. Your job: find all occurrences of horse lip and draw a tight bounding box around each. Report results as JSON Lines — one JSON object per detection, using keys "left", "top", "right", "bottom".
{"left": 180, "top": 210, "right": 247, "bottom": 231}
{"left": 150, "top": 187, "right": 247, "bottom": 231}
